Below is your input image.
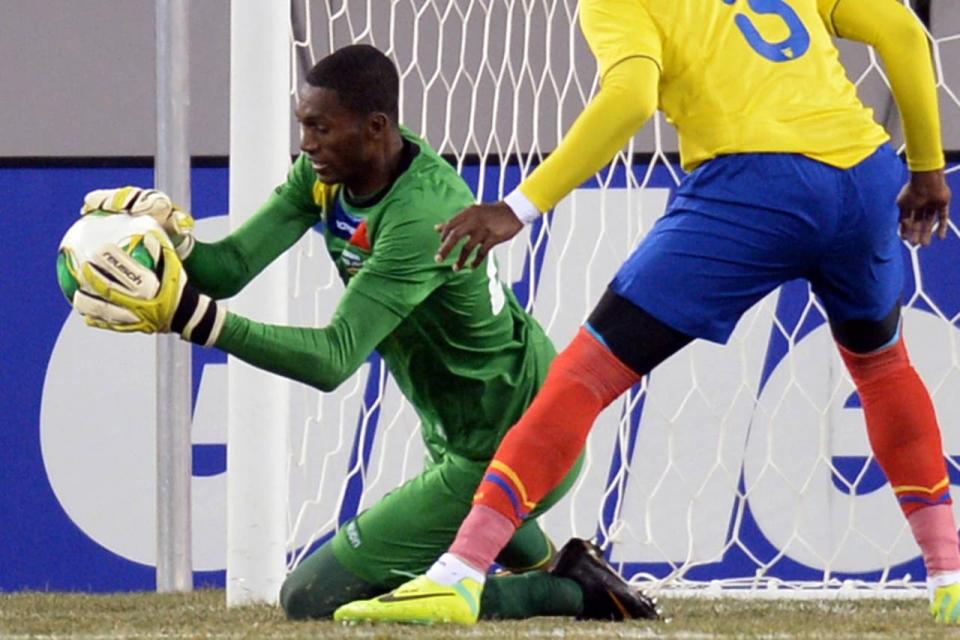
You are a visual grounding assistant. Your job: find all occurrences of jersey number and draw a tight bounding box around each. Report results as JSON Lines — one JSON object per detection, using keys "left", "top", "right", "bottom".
{"left": 723, "top": 0, "right": 810, "bottom": 62}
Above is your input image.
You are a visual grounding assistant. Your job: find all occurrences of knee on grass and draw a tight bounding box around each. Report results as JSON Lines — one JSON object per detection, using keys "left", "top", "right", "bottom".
{"left": 279, "top": 576, "right": 334, "bottom": 620}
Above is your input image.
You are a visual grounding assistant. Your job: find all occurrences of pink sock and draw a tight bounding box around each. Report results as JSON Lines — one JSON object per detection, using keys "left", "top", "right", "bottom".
{"left": 907, "top": 504, "right": 960, "bottom": 574}
{"left": 449, "top": 504, "right": 516, "bottom": 573}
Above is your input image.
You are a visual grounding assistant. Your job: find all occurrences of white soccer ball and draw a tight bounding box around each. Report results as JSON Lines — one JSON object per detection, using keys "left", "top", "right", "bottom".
{"left": 56, "top": 212, "right": 164, "bottom": 305}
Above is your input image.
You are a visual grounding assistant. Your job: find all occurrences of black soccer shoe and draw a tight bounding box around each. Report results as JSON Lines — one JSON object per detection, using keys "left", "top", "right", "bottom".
{"left": 550, "top": 538, "right": 661, "bottom": 621}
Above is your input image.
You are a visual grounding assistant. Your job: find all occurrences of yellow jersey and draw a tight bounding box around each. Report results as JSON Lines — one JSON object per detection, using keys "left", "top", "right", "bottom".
{"left": 581, "top": 0, "right": 889, "bottom": 170}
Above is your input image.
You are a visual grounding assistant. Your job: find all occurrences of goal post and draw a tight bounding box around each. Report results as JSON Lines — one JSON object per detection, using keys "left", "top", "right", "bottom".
{"left": 226, "top": 0, "right": 960, "bottom": 603}
{"left": 226, "top": 0, "right": 292, "bottom": 607}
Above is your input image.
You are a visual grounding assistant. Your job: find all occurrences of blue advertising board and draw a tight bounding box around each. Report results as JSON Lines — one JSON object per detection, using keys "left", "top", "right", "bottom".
{"left": 2, "top": 160, "right": 958, "bottom": 591}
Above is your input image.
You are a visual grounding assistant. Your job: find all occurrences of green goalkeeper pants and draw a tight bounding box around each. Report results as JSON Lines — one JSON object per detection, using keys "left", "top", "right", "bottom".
{"left": 280, "top": 450, "right": 584, "bottom": 619}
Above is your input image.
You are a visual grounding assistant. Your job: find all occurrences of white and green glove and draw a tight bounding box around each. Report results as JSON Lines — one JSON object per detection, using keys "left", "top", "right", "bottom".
{"left": 81, "top": 186, "right": 196, "bottom": 260}
{"left": 73, "top": 230, "right": 225, "bottom": 347}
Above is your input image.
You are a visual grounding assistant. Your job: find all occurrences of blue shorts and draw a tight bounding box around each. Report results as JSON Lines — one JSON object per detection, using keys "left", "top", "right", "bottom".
{"left": 610, "top": 144, "right": 907, "bottom": 343}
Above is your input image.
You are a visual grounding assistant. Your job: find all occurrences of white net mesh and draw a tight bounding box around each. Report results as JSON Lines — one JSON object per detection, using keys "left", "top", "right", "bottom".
{"left": 280, "top": 0, "right": 960, "bottom": 595}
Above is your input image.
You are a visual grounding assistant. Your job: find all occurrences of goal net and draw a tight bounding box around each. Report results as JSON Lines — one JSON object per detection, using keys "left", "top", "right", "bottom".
{"left": 228, "top": 0, "right": 960, "bottom": 601}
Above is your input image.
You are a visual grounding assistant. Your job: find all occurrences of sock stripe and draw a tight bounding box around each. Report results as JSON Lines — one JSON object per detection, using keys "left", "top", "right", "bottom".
{"left": 894, "top": 476, "right": 950, "bottom": 496}
{"left": 899, "top": 493, "right": 952, "bottom": 507}
{"left": 489, "top": 460, "right": 536, "bottom": 510}
{"left": 482, "top": 474, "right": 527, "bottom": 521}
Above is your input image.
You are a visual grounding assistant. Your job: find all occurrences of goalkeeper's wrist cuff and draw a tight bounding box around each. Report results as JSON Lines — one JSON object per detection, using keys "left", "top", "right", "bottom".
{"left": 173, "top": 234, "right": 195, "bottom": 260}
{"left": 504, "top": 188, "right": 542, "bottom": 225}
{"left": 171, "top": 286, "right": 226, "bottom": 347}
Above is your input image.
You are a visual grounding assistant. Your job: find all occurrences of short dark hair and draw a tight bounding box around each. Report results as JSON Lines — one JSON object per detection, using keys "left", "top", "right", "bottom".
{"left": 306, "top": 44, "right": 399, "bottom": 123}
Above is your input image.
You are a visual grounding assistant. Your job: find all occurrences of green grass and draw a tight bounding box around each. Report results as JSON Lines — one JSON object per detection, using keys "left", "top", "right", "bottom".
{"left": 2, "top": 590, "right": 959, "bottom": 639}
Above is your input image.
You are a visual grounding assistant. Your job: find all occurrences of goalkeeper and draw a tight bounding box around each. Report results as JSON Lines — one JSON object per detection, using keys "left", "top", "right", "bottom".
{"left": 73, "top": 44, "right": 657, "bottom": 622}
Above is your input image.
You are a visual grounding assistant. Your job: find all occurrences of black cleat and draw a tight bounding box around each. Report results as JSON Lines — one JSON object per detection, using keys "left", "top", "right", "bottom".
{"left": 550, "top": 538, "right": 661, "bottom": 621}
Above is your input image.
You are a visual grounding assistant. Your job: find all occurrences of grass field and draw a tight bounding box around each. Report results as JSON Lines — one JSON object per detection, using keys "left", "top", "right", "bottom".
{"left": 3, "top": 590, "right": 960, "bottom": 639}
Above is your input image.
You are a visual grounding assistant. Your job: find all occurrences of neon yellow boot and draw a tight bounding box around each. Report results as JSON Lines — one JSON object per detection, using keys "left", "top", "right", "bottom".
{"left": 931, "top": 582, "right": 960, "bottom": 624}
{"left": 334, "top": 574, "right": 482, "bottom": 625}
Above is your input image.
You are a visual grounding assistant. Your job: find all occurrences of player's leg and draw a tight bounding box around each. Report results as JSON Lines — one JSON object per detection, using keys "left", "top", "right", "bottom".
{"left": 338, "top": 154, "right": 826, "bottom": 623}
{"left": 485, "top": 532, "right": 661, "bottom": 621}
{"left": 280, "top": 542, "right": 380, "bottom": 619}
{"left": 477, "top": 454, "right": 657, "bottom": 620}
{"left": 492, "top": 449, "right": 583, "bottom": 573}
{"left": 280, "top": 459, "right": 475, "bottom": 620}
{"left": 293, "top": 450, "right": 585, "bottom": 622}
{"left": 830, "top": 306, "right": 952, "bottom": 522}
{"left": 335, "top": 332, "right": 672, "bottom": 623}
{"left": 381, "top": 302, "right": 679, "bottom": 624}
{"left": 832, "top": 306, "right": 960, "bottom": 621}
{"left": 485, "top": 458, "right": 584, "bottom": 620}
{"left": 482, "top": 520, "right": 585, "bottom": 620}
{"left": 494, "top": 516, "right": 557, "bottom": 572}
{"left": 832, "top": 308, "right": 958, "bottom": 561}
{"left": 449, "top": 154, "right": 830, "bottom": 577}
{"left": 814, "top": 143, "right": 960, "bottom": 622}
{"left": 452, "top": 289, "right": 692, "bottom": 553}
{"left": 481, "top": 453, "right": 655, "bottom": 621}
{"left": 471, "top": 453, "right": 596, "bottom": 620}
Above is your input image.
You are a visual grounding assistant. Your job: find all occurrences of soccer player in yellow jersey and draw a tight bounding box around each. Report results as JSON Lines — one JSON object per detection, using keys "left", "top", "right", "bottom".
{"left": 334, "top": 0, "right": 956, "bottom": 625}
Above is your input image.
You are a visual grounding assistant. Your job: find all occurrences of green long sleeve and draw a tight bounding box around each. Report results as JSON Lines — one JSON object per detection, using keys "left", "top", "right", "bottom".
{"left": 184, "top": 192, "right": 320, "bottom": 300}
{"left": 214, "top": 287, "right": 404, "bottom": 392}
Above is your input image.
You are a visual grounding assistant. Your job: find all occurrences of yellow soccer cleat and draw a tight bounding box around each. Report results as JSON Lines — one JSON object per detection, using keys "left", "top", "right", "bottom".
{"left": 931, "top": 582, "right": 960, "bottom": 624}
{"left": 334, "top": 575, "right": 482, "bottom": 625}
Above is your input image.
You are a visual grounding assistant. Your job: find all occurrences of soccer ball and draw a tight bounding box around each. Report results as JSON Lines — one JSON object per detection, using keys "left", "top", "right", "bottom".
{"left": 56, "top": 212, "right": 162, "bottom": 305}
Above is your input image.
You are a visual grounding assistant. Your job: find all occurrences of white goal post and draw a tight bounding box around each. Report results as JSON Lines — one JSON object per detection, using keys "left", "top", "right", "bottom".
{"left": 226, "top": 1, "right": 292, "bottom": 606}
{"left": 226, "top": 0, "right": 960, "bottom": 604}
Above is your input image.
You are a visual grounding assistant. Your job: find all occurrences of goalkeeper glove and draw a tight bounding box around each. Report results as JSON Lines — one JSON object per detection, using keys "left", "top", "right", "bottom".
{"left": 73, "top": 230, "right": 226, "bottom": 347}
{"left": 81, "top": 186, "right": 196, "bottom": 260}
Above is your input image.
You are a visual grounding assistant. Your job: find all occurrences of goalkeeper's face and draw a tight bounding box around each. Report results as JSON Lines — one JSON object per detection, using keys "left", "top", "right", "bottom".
{"left": 296, "top": 84, "right": 385, "bottom": 190}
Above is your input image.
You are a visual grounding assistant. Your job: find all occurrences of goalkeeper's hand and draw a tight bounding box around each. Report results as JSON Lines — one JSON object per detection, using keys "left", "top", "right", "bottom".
{"left": 73, "top": 230, "right": 225, "bottom": 347}
{"left": 81, "top": 186, "right": 196, "bottom": 260}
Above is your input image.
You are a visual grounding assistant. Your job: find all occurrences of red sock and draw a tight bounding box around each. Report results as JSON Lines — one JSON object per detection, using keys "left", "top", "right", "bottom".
{"left": 839, "top": 335, "right": 960, "bottom": 573}
{"left": 473, "top": 328, "right": 640, "bottom": 530}
{"left": 839, "top": 336, "right": 950, "bottom": 515}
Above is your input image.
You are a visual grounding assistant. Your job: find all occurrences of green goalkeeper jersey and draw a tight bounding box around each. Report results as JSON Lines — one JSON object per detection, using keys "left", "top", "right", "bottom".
{"left": 183, "top": 128, "right": 555, "bottom": 460}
